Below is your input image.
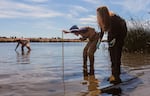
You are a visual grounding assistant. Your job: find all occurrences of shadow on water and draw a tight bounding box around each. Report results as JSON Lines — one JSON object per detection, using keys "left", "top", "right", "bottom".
{"left": 16, "top": 50, "right": 31, "bottom": 64}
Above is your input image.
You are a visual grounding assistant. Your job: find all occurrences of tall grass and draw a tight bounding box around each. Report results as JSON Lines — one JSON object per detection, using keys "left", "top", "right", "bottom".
{"left": 124, "top": 18, "right": 150, "bottom": 53}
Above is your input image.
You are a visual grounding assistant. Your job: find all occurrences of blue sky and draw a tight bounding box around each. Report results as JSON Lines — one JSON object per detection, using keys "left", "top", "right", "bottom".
{"left": 0, "top": 0, "right": 150, "bottom": 38}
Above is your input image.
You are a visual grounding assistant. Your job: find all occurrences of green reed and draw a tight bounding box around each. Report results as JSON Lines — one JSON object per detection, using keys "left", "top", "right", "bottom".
{"left": 124, "top": 18, "right": 150, "bottom": 53}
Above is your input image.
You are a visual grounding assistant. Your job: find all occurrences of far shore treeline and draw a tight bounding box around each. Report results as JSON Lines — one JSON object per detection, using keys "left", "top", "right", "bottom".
{"left": 0, "top": 37, "right": 84, "bottom": 42}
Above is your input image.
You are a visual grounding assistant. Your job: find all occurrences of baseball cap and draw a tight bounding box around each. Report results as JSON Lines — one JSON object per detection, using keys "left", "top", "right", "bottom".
{"left": 69, "top": 25, "right": 79, "bottom": 32}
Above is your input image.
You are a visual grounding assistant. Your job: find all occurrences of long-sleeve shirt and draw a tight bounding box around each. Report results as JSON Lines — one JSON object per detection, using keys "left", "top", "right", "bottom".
{"left": 108, "top": 15, "right": 127, "bottom": 43}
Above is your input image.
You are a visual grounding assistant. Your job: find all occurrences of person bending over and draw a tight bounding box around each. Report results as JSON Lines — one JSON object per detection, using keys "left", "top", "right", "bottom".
{"left": 15, "top": 38, "right": 31, "bottom": 52}
{"left": 62, "top": 25, "right": 103, "bottom": 75}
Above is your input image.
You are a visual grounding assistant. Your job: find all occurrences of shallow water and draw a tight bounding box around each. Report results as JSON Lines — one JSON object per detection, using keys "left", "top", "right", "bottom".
{"left": 0, "top": 42, "right": 149, "bottom": 96}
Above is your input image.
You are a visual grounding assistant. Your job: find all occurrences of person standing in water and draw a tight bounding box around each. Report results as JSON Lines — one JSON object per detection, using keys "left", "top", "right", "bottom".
{"left": 15, "top": 38, "right": 31, "bottom": 52}
{"left": 97, "top": 6, "right": 127, "bottom": 84}
{"left": 62, "top": 25, "right": 101, "bottom": 75}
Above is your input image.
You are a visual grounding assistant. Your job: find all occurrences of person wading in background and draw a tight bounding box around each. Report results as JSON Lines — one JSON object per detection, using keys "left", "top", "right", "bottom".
{"left": 15, "top": 38, "right": 31, "bottom": 52}
{"left": 97, "top": 6, "right": 127, "bottom": 84}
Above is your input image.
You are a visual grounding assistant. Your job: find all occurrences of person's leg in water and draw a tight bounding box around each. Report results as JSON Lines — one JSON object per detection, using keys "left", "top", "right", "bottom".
{"left": 26, "top": 43, "right": 31, "bottom": 51}
{"left": 21, "top": 45, "right": 25, "bottom": 52}
{"left": 109, "top": 41, "right": 123, "bottom": 84}
{"left": 87, "top": 34, "right": 99, "bottom": 75}
{"left": 83, "top": 41, "right": 97, "bottom": 76}
{"left": 83, "top": 42, "right": 91, "bottom": 76}
{"left": 26, "top": 46, "right": 31, "bottom": 51}
{"left": 83, "top": 33, "right": 99, "bottom": 76}
{"left": 88, "top": 39, "right": 98, "bottom": 75}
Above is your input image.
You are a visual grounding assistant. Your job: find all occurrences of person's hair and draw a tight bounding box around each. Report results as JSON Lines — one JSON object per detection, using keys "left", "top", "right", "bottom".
{"left": 97, "top": 6, "right": 111, "bottom": 31}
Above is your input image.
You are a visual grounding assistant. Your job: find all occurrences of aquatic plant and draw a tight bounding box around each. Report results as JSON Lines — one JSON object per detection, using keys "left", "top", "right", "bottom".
{"left": 124, "top": 18, "right": 150, "bottom": 53}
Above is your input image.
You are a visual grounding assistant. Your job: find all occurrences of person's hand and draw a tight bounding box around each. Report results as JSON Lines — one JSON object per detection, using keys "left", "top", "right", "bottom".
{"left": 62, "top": 30, "right": 70, "bottom": 34}
{"left": 15, "top": 48, "right": 17, "bottom": 51}
{"left": 109, "top": 38, "right": 116, "bottom": 47}
{"left": 96, "top": 38, "right": 101, "bottom": 49}
{"left": 79, "top": 37, "right": 87, "bottom": 41}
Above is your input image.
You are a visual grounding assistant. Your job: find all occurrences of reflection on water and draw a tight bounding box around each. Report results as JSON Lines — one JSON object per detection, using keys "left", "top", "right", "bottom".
{"left": 122, "top": 53, "right": 150, "bottom": 68}
{"left": 82, "top": 63, "right": 100, "bottom": 96}
{"left": 16, "top": 51, "right": 30, "bottom": 64}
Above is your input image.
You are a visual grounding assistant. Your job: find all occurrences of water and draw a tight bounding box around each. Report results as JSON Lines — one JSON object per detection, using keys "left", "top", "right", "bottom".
{"left": 0, "top": 42, "right": 149, "bottom": 96}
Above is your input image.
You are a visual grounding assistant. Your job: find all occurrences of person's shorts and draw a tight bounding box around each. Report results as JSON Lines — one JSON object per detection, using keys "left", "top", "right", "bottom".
{"left": 26, "top": 43, "right": 30, "bottom": 47}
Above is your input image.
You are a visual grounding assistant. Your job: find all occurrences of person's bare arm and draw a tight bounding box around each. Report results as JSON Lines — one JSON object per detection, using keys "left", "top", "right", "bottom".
{"left": 15, "top": 42, "right": 20, "bottom": 51}
{"left": 62, "top": 30, "right": 71, "bottom": 34}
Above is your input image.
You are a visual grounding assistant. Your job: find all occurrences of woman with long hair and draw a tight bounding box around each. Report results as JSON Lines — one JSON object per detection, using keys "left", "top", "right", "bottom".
{"left": 97, "top": 6, "right": 127, "bottom": 84}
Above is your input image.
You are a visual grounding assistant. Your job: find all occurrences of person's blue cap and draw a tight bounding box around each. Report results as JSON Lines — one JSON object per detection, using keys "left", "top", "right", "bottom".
{"left": 70, "top": 25, "right": 79, "bottom": 30}
{"left": 69, "top": 25, "right": 88, "bottom": 33}
{"left": 69, "top": 25, "right": 79, "bottom": 32}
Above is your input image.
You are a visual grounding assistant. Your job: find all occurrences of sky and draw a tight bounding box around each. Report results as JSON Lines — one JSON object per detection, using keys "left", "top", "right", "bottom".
{"left": 0, "top": 0, "right": 150, "bottom": 38}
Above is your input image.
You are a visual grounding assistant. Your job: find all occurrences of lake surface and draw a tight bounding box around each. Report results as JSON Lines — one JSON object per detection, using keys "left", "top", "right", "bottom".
{"left": 0, "top": 42, "right": 150, "bottom": 96}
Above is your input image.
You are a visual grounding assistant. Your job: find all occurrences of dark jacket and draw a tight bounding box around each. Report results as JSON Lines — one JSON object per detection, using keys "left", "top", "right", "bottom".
{"left": 108, "top": 15, "right": 127, "bottom": 45}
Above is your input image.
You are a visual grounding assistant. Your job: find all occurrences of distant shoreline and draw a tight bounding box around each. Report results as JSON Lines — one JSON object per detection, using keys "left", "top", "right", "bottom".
{"left": 0, "top": 37, "right": 85, "bottom": 42}
{"left": 0, "top": 37, "right": 108, "bottom": 43}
